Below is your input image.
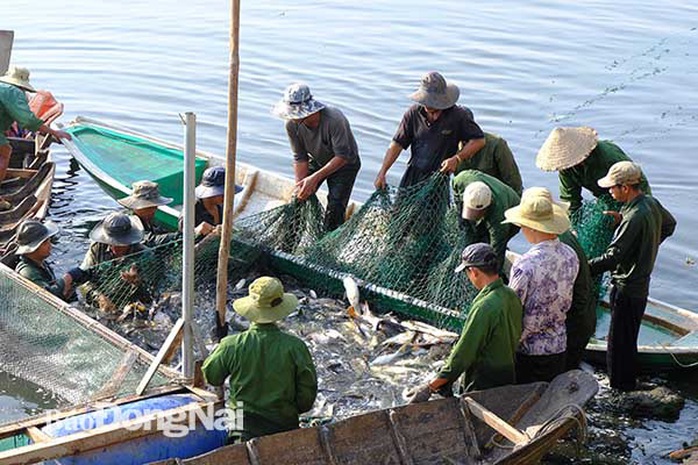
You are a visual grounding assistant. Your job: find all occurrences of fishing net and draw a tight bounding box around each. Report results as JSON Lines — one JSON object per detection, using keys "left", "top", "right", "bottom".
{"left": 0, "top": 268, "right": 172, "bottom": 424}
{"left": 79, "top": 174, "right": 618, "bottom": 332}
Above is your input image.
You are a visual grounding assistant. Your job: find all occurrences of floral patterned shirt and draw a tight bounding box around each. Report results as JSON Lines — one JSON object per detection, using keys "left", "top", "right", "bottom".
{"left": 509, "top": 239, "right": 579, "bottom": 355}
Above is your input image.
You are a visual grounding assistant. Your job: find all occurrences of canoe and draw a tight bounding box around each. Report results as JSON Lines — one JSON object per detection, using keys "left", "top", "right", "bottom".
{"left": 0, "top": 263, "right": 227, "bottom": 465}
{"left": 60, "top": 116, "right": 698, "bottom": 371}
{"left": 0, "top": 134, "right": 56, "bottom": 267}
{"left": 146, "top": 370, "right": 598, "bottom": 465}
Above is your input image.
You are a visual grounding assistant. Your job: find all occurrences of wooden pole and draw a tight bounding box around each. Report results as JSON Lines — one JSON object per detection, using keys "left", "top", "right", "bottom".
{"left": 215, "top": 0, "right": 241, "bottom": 335}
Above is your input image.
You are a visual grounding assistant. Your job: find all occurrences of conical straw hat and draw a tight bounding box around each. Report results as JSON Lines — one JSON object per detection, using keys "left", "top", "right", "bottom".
{"left": 536, "top": 126, "right": 598, "bottom": 171}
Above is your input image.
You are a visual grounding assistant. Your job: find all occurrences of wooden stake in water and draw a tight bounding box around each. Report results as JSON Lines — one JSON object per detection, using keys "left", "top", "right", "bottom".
{"left": 215, "top": 0, "right": 241, "bottom": 338}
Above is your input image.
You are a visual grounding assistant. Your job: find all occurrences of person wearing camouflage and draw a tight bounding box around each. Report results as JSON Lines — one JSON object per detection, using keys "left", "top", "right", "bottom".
{"left": 273, "top": 83, "right": 361, "bottom": 231}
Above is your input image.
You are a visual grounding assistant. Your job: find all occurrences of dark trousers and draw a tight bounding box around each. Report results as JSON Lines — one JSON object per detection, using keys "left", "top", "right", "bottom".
{"left": 515, "top": 352, "right": 566, "bottom": 384}
{"left": 607, "top": 286, "right": 648, "bottom": 391}
{"left": 322, "top": 162, "right": 360, "bottom": 231}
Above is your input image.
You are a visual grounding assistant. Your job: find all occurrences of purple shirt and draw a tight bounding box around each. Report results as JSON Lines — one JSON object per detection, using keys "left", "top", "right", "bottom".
{"left": 509, "top": 239, "right": 579, "bottom": 356}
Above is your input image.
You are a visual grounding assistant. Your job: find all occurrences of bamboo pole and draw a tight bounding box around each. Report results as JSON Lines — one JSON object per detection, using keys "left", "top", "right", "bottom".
{"left": 215, "top": 0, "right": 241, "bottom": 338}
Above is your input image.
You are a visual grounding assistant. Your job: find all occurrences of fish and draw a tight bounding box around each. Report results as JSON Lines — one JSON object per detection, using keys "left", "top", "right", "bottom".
{"left": 342, "top": 276, "right": 361, "bottom": 313}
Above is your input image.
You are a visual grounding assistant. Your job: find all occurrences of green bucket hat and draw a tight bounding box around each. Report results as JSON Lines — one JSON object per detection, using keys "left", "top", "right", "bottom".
{"left": 118, "top": 180, "right": 173, "bottom": 209}
{"left": 15, "top": 220, "right": 58, "bottom": 255}
{"left": 233, "top": 277, "right": 299, "bottom": 324}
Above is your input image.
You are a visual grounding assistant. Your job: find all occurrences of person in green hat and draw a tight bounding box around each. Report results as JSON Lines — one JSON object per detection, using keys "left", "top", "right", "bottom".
{"left": 118, "top": 180, "right": 180, "bottom": 247}
{"left": 14, "top": 219, "right": 87, "bottom": 301}
{"left": 202, "top": 276, "right": 317, "bottom": 443}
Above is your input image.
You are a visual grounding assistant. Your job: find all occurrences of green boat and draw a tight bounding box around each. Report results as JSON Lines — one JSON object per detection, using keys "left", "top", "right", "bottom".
{"left": 60, "top": 116, "right": 698, "bottom": 372}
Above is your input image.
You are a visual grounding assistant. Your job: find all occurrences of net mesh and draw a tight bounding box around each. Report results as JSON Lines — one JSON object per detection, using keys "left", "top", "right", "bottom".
{"left": 79, "top": 173, "right": 617, "bottom": 332}
{"left": 0, "top": 268, "right": 172, "bottom": 425}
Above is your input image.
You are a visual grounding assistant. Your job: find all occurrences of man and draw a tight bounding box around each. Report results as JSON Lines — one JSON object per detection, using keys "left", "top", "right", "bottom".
{"left": 407, "top": 243, "right": 522, "bottom": 403}
{"left": 374, "top": 71, "right": 485, "bottom": 189}
{"left": 503, "top": 188, "right": 579, "bottom": 383}
{"left": 14, "top": 220, "right": 87, "bottom": 301}
{"left": 202, "top": 276, "right": 317, "bottom": 442}
{"left": 119, "top": 181, "right": 181, "bottom": 246}
{"left": 452, "top": 170, "right": 520, "bottom": 274}
{"left": 273, "top": 83, "right": 361, "bottom": 231}
{"left": 455, "top": 132, "right": 523, "bottom": 196}
{"left": 589, "top": 161, "right": 675, "bottom": 391}
{"left": 0, "top": 66, "right": 71, "bottom": 184}
{"left": 525, "top": 187, "right": 597, "bottom": 369}
{"left": 176, "top": 167, "right": 241, "bottom": 234}
{"left": 81, "top": 212, "right": 148, "bottom": 310}
{"left": 535, "top": 126, "right": 650, "bottom": 215}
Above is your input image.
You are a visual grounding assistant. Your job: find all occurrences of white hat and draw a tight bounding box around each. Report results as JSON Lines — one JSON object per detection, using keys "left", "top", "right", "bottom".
{"left": 503, "top": 187, "right": 570, "bottom": 235}
{"left": 535, "top": 126, "right": 599, "bottom": 171}
{"left": 461, "top": 181, "right": 492, "bottom": 220}
{"left": 0, "top": 66, "right": 35, "bottom": 92}
{"left": 597, "top": 161, "right": 643, "bottom": 188}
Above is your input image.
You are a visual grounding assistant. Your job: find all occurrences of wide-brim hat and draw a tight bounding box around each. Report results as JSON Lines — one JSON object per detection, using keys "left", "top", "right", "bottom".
{"left": 118, "top": 180, "right": 173, "bottom": 209}
{"left": 89, "top": 213, "right": 144, "bottom": 246}
{"left": 502, "top": 188, "right": 570, "bottom": 235}
{"left": 272, "top": 82, "right": 326, "bottom": 120}
{"left": 409, "top": 71, "right": 460, "bottom": 110}
{"left": 195, "top": 182, "right": 242, "bottom": 200}
{"left": 0, "top": 66, "right": 36, "bottom": 92}
{"left": 16, "top": 220, "right": 58, "bottom": 255}
{"left": 536, "top": 126, "right": 599, "bottom": 171}
{"left": 233, "top": 276, "right": 299, "bottom": 324}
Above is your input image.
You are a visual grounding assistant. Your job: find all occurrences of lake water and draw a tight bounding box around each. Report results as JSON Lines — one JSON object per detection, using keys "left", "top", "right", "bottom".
{"left": 3, "top": 0, "right": 698, "bottom": 461}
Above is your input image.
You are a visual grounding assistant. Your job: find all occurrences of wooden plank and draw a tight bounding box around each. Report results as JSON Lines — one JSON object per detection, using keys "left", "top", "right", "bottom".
{"left": 5, "top": 168, "right": 36, "bottom": 179}
{"left": 0, "top": 401, "right": 213, "bottom": 465}
{"left": 25, "top": 427, "right": 51, "bottom": 443}
{"left": 387, "top": 410, "right": 414, "bottom": 465}
{"left": 137, "top": 318, "right": 185, "bottom": 395}
{"left": 463, "top": 397, "right": 528, "bottom": 445}
{"left": 91, "top": 350, "right": 139, "bottom": 401}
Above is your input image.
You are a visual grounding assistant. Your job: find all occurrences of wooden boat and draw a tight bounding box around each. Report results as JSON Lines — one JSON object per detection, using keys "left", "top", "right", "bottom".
{"left": 0, "top": 133, "right": 56, "bottom": 267}
{"left": 146, "top": 370, "right": 597, "bottom": 465}
{"left": 60, "top": 116, "right": 698, "bottom": 371}
{"left": 0, "top": 263, "right": 227, "bottom": 465}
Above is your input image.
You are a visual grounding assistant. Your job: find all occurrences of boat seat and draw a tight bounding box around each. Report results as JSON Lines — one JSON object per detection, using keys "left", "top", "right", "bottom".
{"left": 385, "top": 397, "right": 481, "bottom": 464}
{"left": 249, "top": 426, "right": 326, "bottom": 464}
{"left": 326, "top": 409, "right": 403, "bottom": 464}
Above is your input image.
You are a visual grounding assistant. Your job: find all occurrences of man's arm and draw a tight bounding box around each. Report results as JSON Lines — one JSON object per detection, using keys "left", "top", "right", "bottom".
{"left": 201, "top": 343, "right": 232, "bottom": 387}
{"left": 440, "top": 137, "right": 486, "bottom": 174}
{"left": 293, "top": 160, "right": 309, "bottom": 183}
{"left": 295, "top": 156, "right": 347, "bottom": 201}
{"left": 437, "top": 309, "right": 490, "bottom": 383}
{"left": 588, "top": 217, "right": 639, "bottom": 275}
{"left": 374, "top": 141, "right": 403, "bottom": 189}
{"left": 559, "top": 171, "right": 583, "bottom": 214}
{"left": 493, "top": 138, "right": 523, "bottom": 196}
{"left": 294, "top": 343, "right": 318, "bottom": 413}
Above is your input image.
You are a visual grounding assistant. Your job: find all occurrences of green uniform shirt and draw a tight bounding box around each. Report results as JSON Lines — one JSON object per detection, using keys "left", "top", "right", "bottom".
{"left": 438, "top": 278, "right": 523, "bottom": 391}
{"left": 559, "top": 231, "right": 596, "bottom": 350}
{"left": 559, "top": 140, "right": 651, "bottom": 214}
{"left": 202, "top": 323, "right": 317, "bottom": 439}
{"left": 0, "top": 82, "right": 44, "bottom": 145}
{"left": 15, "top": 256, "right": 69, "bottom": 300}
{"left": 452, "top": 170, "right": 521, "bottom": 271}
{"left": 589, "top": 194, "right": 675, "bottom": 297}
{"left": 455, "top": 133, "right": 523, "bottom": 195}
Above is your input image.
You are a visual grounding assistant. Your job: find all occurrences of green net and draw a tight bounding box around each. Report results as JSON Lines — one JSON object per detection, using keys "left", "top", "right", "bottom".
{"left": 79, "top": 173, "right": 618, "bottom": 333}
{"left": 0, "top": 268, "right": 172, "bottom": 424}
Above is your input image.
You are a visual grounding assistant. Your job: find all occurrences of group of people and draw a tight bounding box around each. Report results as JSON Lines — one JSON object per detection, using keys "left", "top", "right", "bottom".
{"left": 13, "top": 162, "right": 232, "bottom": 306}
{"left": 4, "top": 65, "right": 678, "bottom": 442}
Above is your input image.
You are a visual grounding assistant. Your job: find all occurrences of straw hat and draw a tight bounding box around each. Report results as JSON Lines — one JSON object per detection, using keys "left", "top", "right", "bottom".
{"left": 535, "top": 127, "right": 599, "bottom": 171}
{"left": 0, "top": 66, "right": 36, "bottom": 92}
{"left": 15, "top": 220, "right": 58, "bottom": 255}
{"left": 409, "top": 71, "right": 460, "bottom": 110}
{"left": 272, "top": 83, "right": 326, "bottom": 120}
{"left": 502, "top": 187, "right": 570, "bottom": 234}
{"left": 461, "top": 181, "right": 492, "bottom": 220}
{"left": 89, "top": 213, "right": 144, "bottom": 246}
{"left": 118, "top": 181, "right": 173, "bottom": 209}
{"left": 233, "top": 277, "right": 299, "bottom": 324}
{"left": 597, "top": 161, "right": 643, "bottom": 188}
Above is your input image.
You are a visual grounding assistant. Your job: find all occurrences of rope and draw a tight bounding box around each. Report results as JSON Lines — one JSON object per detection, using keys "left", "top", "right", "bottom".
{"left": 661, "top": 343, "right": 698, "bottom": 368}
